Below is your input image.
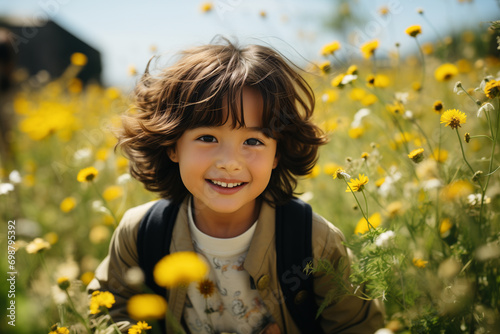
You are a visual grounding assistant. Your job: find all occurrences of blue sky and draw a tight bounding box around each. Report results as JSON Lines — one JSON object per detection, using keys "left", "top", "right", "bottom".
{"left": 1, "top": 0, "right": 499, "bottom": 87}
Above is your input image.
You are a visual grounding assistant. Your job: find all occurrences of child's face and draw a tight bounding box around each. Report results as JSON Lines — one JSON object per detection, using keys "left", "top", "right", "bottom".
{"left": 168, "top": 87, "right": 278, "bottom": 220}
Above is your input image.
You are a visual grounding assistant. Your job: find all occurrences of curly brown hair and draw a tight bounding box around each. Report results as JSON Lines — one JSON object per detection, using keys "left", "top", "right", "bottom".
{"left": 118, "top": 39, "right": 327, "bottom": 205}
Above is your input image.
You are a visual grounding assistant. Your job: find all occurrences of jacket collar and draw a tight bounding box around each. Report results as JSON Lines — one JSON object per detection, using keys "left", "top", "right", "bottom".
{"left": 171, "top": 196, "right": 276, "bottom": 276}
{"left": 244, "top": 200, "right": 276, "bottom": 278}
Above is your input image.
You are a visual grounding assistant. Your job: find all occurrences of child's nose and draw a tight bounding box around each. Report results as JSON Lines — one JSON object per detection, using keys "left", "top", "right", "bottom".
{"left": 215, "top": 145, "right": 243, "bottom": 172}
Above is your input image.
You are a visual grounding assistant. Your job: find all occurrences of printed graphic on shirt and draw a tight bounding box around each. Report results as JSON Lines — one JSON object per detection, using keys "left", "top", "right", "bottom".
{"left": 183, "top": 254, "right": 274, "bottom": 334}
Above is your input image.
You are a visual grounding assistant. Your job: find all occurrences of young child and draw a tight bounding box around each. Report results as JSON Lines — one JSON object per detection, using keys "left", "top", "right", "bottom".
{"left": 89, "top": 39, "right": 384, "bottom": 333}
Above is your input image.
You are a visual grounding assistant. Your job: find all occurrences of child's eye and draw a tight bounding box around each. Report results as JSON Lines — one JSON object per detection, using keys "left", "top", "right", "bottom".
{"left": 244, "top": 138, "right": 264, "bottom": 146}
{"left": 197, "top": 135, "right": 217, "bottom": 143}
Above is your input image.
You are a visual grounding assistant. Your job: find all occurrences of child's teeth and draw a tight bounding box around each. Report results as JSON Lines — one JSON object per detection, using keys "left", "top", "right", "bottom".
{"left": 212, "top": 180, "right": 242, "bottom": 188}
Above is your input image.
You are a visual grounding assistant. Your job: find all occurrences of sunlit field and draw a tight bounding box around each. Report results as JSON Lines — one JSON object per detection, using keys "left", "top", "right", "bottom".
{"left": 1, "top": 3, "right": 499, "bottom": 334}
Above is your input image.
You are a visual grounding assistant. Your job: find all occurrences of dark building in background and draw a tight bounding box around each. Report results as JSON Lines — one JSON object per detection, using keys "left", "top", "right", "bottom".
{"left": 0, "top": 17, "right": 102, "bottom": 84}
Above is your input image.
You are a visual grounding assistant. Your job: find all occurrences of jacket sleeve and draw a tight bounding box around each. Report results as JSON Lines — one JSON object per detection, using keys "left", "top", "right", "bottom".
{"left": 87, "top": 202, "right": 154, "bottom": 329}
{"left": 311, "top": 213, "right": 385, "bottom": 333}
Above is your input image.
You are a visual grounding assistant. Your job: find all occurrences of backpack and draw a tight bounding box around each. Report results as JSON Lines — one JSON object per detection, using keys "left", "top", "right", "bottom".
{"left": 137, "top": 198, "right": 323, "bottom": 334}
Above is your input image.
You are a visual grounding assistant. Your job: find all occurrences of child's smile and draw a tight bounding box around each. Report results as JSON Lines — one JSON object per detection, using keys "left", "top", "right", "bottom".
{"left": 168, "top": 86, "right": 278, "bottom": 237}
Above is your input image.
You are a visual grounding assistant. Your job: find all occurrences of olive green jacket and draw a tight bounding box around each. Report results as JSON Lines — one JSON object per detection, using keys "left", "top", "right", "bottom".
{"left": 88, "top": 198, "right": 384, "bottom": 333}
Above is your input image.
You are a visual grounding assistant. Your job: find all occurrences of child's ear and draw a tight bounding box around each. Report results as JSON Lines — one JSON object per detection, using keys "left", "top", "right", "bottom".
{"left": 167, "top": 147, "right": 178, "bottom": 163}
{"left": 272, "top": 154, "right": 279, "bottom": 169}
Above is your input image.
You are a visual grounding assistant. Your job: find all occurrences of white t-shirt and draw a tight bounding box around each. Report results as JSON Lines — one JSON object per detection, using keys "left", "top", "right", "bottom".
{"left": 183, "top": 201, "right": 274, "bottom": 334}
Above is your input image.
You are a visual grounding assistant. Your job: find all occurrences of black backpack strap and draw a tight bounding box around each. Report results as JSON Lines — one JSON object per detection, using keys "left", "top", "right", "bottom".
{"left": 276, "top": 198, "right": 323, "bottom": 334}
{"left": 137, "top": 199, "right": 180, "bottom": 297}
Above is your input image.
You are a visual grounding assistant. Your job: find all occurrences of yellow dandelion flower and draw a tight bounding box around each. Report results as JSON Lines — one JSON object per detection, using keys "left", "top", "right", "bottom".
{"left": 321, "top": 41, "right": 341, "bottom": 56}
{"left": 321, "top": 89, "right": 338, "bottom": 103}
{"left": 23, "top": 174, "right": 35, "bottom": 187}
{"left": 408, "top": 148, "right": 425, "bottom": 163}
{"left": 259, "top": 10, "right": 267, "bottom": 18}
{"left": 57, "top": 277, "right": 71, "bottom": 290}
{"left": 405, "top": 25, "right": 422, "bottom": 37}
{"left": 44, "top": 232, "right": 59, "bottom": 245}
{"left": 440, "top": 218, "right": 453, "bottom": 237}
{"left": 106, "top": 87, "right": 121, "bottom": 100}
{"left": 127, "top": 294, "right": 167, "bottom": 320}
{"left": 49, "top": 324, "right": 70, "bottom": 334}
{"left": 200, "top": 2, "right": 213, "bottom": 12}
{"left": 366, "top": 74, "right": 375, "bottom": 87}
{"left": 60, "top": 197, "right": 76, "bottom": 213}
{"left": 484, "top": 79, "right": 500, "bottom": 99}
{"left": 412, "top": 81, "right": 422, "bottom": 92}
{"left": 332, "top": 168, "right": 350, "bottom": 180}
{"left": 116, "top": 156, "right": 129, "bottom": 170}
{"left": 422, "top": 42, "right": 434, "bottom": 55}
{"left": 440, "top": 109, "right": 466, "bottom": 129}
{"left": 433, "top": 100, "right": 444, "bottom": 113}
{"left": 348, "top": 127, "right": 364, "bottom": 139}
{"left": 70, "top": 52, "right": 87, "bottom": 66}
{"left": 394, "top": 132, "right": 412, "bottom": 146}
{"left": 464, "top": 132, "right": 471, "bottom": 143}
{"left": 153, "top": 251, "right": 208, "bottom": 288}
{"left": 130, "top": 321, "right": 152, "bottom": 334}
{"left": 320, "top": 119, "right": 338, "bottom": 132}
{"left": 432, "top": 148, "right": 448, "bottom": 163}
{"left": 360, "top": 39, "right": 379, "bottom": 59}
{"left": 354, "top": 212, "right": 382, "bottom": 234}
{"left": 386, "top": 101, "right": 405, "bottom": 115}
{"left": 318, "top": 61, "right": 331, "bottom": 74}
{"left": 323, "top": 162, "right": 341, "bottom": 176}
{"left": 412, "top": 257, "right": 428, "bottom": 268}
{"left": 103, "top": 185, "right": 123, "bottom": 201}
{"left": 95, "top": 148, "right": 109, "bottom": 161}
{"left": 128, "top": 321, "right": 152, "bottom": 334}
{"left": 457, "top": 59, "right": 472, "bottom": 73}
{"left": 373, "top": 74, "right": 391, "bottom": 88}
{"left": 440, "top": 180, "right": 474, "bottom": 201}
{"left": 90, "top": 291, "right": 115, "bottom": 315}
{"left": 379, "top": 6, "right": 389, "bottom": 15}
{"left": 198, "top": 279, "right": 216, "bottom": 298}
{"left": 346, "top": 65, "right": 358, "bottom": 75}
{"left": 128, "top": 65, "right": 137, "bottom": 76}
{"left": 89, "top": 225, "right": 111, "bottom": 244}
{"left": 77, "top": 166, "right": 98, "bottom": 183}
{"left": 349, "top": 88, "right": 366, "bottom": 101}
{"left": 375, "top": 177, "right": 385, "bottom": 188}
{"left": 80, "top": 271, "right": 95, "bottom": 286}
{"left": 306, "top": 165, "right": 321, "bottom": 178}
{"left": 361, "top": 94, "right": 378, "bottom": 106}
{"left": 434, "top": 63, "right": 458, "bottom": 81}
{"left": 19, "top": 101, "right": 80, "bottom": 141}
{"left": 361, "top": 152, "right": 370, "bottom": 160}
{"left": 26, "top": 237, "right": 51, "bottom": 254}
{"left": 331, "top": 74, "right": 345, "bottom": 88}
{"left": 386, "top": 201, "right": 403, "bottom": 218}
{"left": 346, "top": 174, "right": 369, "bottom": 192}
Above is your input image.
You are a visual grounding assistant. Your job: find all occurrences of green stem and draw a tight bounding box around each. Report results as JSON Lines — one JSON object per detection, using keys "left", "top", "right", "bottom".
{"left": 480, "top": 98, "right": 500, "bottom": 225}
{"left": 361, "top": 190, "right": 369, "bottom": 218}
{"left": 459, "top": 85, "right": 480, "bottom": 106}
{"left": 455, "top": 128, "right": 477, "bottom": 177}
{"left": 470, "top": 134, "right": 493, "bottom": 141}
{"left": 412, "top": 119, "right": 435, "bottom": 154}
{"left": 455, "top": 128, "right": 485, "bottom": 226}
{"left": 344, "top": 180, "right": 373, "bottom": 229}
{"left": 65, "top": 290, "right": 91, "bottom": 333}
{"left": 414, "top": 38, "right": 426, "bottom": 90}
